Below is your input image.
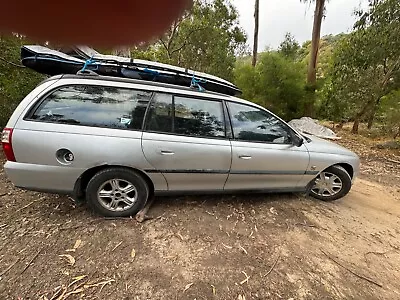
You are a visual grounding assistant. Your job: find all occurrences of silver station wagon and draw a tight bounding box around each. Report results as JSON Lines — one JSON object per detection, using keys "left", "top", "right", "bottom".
{"left": 2, "top": 74, "right": 360, "bottom": 217}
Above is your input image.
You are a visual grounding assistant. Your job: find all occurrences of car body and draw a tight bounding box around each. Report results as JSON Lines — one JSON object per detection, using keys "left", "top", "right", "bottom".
{"left": 2, "top": 74, "right": 360, "bottom": 216}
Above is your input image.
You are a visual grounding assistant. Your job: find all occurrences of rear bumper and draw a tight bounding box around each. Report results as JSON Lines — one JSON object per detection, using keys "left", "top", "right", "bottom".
{"left": 4, "top": 161, "right": 84, "bottom": 194}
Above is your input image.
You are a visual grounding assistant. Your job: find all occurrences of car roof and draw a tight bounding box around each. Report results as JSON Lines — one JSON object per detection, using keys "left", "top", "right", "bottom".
{"left": 42, "top": 74, "right": 261, "bottom": 109}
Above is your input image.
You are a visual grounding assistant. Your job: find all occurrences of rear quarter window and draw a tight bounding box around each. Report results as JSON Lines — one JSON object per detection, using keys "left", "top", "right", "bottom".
{"left": 28, "top": 85, "right": 152, "bottom": 130}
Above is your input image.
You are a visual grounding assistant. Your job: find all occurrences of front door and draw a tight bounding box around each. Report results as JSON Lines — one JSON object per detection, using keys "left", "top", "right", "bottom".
{"left": 142, "top": 93, "right": 231, "bottom": 191}
{"left": 224, "top": 102, "right": 310, "bottom": 191}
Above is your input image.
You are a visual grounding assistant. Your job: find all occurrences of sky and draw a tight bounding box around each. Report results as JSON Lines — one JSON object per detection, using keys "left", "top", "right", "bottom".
{"left": 232, "top": 0, "right": 368, "bottom": 50}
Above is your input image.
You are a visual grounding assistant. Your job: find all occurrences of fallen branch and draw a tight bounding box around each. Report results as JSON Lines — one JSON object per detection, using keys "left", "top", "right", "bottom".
{"left": 0, "top": 193, "right": 7, "bottom": 197}
{"left": 111, "top": 241, "right": 123, "bottom": 252}
{"left": 0, "top": 258, "right": 19, "bottom": 276}
{"left": 321, "top": 249, "right": 382, "bottom": 288}
{"left": 84, "top": 279, "right": 115, "bottom": 290}
{"left": 239, "top": 245, "right": 248, "bottom": 255}
{"left": 135, "top": 196, "right": 155, "bottom": 223}
{"left": 365, "top": 250, "right": 390, "bottom": 256}
{"left": 20, "top": 246, "right": 44, "bottom": 274}
{"left": 240, "top": 271, "right": 250, "bottom": 285}
{"left": 0, "top": 56, "right": 26, "bottom": 68}
{"left": 16, "top": 196, "right": 46, "bottom": 213}
{"left": 295, "top": 220, "right": 317, "bottom": 228}
{"left": 386, "top": 158, "right": 400, "bottom": 164}
{"left": 264, "top": 254, "right": 280, "bottom": 277}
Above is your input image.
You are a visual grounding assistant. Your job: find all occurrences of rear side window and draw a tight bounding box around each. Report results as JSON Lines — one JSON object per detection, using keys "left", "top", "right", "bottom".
{"left": 30, "top": 85, "right": 152, "bottom": 130}
{"left": 146, "top": 94, "right": 225, "bottom": 138}
{"left": 146, "top": 93, "right": 174, "bottom": 133}
{"left": 174, "top": 96, "right": 225, "bottom": 138}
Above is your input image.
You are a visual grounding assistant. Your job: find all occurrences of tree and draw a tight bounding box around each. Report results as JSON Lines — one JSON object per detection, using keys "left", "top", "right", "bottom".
{"left": 0, "top": 34, "right": 45, "bottom": 128}
{"left": 302, "top": 0, "right": 326, "bottom": 117}
{"left": 235, "top": 47, "right": 307, "bottom": 121}
{"left": 330, "top": 0, "right": 400, "bottom": 133}
{"left": 112, "top": 47, "right": 131, "bottom": 58}
{"left": 131, "top": 0, "right": 247, "bottom": 82}
{"left": 278, "top": 33, "right": 300, "bottom": 60}
{"left": 252, "top": 0, "right": 260, "bottom": 67}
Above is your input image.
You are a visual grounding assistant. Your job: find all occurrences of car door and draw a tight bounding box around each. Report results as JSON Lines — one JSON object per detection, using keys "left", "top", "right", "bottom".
{"left": 141, "top": 93, "right": 231, "bottom": 191}
{"left": 224, "top": 101, "right": 310, "bottom": 191}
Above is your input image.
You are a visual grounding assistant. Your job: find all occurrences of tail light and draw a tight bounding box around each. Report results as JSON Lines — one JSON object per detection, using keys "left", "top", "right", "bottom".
{"left": 1, "top": 128, "right": 16, "bottom": 162}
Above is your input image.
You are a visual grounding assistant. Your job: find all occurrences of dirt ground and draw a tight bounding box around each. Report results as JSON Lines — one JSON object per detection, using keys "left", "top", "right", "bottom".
{"left": 0, "top": 128, "right": 399, "bottom": 300}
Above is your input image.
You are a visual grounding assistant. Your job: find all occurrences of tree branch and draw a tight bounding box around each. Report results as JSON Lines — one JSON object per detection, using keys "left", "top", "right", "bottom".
{"left": 0, "top": 56, "right": 25, "bottom": 68}
{"left": 381, "top": 57, "right": 400, "bottom": 89}
{"left": 158, "top": 39, "right": 171, "bottom": 59}
{"left": 169, "top": 26, "right": 210, "bottom": 57}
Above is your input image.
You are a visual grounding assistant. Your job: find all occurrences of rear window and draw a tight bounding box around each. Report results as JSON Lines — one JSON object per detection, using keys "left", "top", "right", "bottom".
{"left": 29, "top": 85, "right": 152, "bottom": 130}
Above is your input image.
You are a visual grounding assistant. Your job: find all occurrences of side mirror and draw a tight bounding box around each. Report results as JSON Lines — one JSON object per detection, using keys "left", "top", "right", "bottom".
{"left": 292, "top": 134, "right": 304, "bottom": 147}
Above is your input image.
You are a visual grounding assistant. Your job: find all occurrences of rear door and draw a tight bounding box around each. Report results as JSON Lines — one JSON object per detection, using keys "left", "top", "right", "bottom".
{"left": 224, "top": 101, "right": 310, "bottom": 191}
{"left": 141, "top": 93, "right": 231, "bottom": 191}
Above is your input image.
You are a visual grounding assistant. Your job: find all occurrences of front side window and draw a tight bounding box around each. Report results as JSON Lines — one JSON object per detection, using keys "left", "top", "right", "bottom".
{"left": 31, "top": 85, "right": 152, "bottom": 130}
{"left": 228, "top": 102, "right": 291, "bottom": 144}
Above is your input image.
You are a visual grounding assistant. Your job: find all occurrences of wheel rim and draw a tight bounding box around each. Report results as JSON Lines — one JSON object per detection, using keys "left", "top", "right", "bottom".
{"left": 97, "top": 179, "right": 138, "bottom": 212}
{"left": 311, "top": 171, "right": 343, "bottom": 198}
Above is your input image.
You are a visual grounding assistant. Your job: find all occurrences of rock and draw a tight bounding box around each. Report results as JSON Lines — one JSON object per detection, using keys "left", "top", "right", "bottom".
{"left": 376, "top": 141, "right": 400, "bottom": 150}
{"left": 288, "top": 117, "right": 339, "bottom": 140}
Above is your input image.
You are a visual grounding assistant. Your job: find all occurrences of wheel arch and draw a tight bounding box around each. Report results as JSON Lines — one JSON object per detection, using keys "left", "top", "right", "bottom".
{"left": 334, "top": 163, "right": 354, "bottom": 179}
{"left": 73, "top": 165, "right": 155, "bottom": 200}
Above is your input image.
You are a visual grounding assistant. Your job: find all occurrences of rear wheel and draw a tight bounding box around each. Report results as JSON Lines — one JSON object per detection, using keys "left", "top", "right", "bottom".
{"left": 86, "top": 168, "right": 149, "bottom": 217}
{"left": 310, "top": 165, "right": 352, "bottom": 201}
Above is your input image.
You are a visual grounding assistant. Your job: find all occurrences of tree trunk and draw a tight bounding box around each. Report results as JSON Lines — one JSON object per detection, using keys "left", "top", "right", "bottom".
{"left": 367, "top": 114, "right": 374, "bottom": 130}
{"left": 366, "top": 97, "right": 382, "bottom": 129}
{"left": 351, "top": 98, "right": 377, "bottom": 134}
{"left": 112, "top": 47, "right": 131, "bottom": 58}
{"left": 394, "top": 125, "right": 400, "bottom": 139}
{"left": 252, "top": 0, "right": 259, "bottom": 67}
{"left": 352, "top": 118, "right": 360, "bottom": 134}
{"left": 304, "top": 0, "right": 325, "bottom": 117}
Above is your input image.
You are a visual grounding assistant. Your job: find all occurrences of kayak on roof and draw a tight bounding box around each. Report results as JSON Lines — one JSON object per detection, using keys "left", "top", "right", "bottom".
{"left": 21, "top": 45, "right": 242, "bottom": 96}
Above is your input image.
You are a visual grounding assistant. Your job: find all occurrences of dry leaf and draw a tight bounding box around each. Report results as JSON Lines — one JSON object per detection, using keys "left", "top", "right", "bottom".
{"left": 239, "top": 245, "right": 248, "bottom": 255}
{"left": 74, "top": 239, "right": 82, "bottom": 249}
{"left": 130, "top": 248, "right": 136, "bottom": 259}
{"left": 222, "top": 243, "right": 232, "bottom": 249}
{"left": 183, "top": 283, "right": 193, "bottom": 292}
{"left": 59, "top": 254, "right": 75, "bottom": 266}
{"left": 211, "top": 284, "right": 216, "bottom": 295}
{"left": 269, "top": 207, "right": 278, "bottom": 215}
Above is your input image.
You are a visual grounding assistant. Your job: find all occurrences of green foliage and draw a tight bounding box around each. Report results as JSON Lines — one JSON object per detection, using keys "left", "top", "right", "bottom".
{"left": 234, "top": 50, "right": 307, "bottom": 121}
{"left": 131, "top": 0, "right": 247, "bottom": 82}
{"left": 278, "top": 33, "right": 300, "bottom": 60}
{"left": 0, "top": 34, "right": 45, "bottom": 128}
{"left": 378, "top": 90, "right": 400, "bottom": 137}
{"left": 327, "top": 0, "right": 400, "bottom": 132}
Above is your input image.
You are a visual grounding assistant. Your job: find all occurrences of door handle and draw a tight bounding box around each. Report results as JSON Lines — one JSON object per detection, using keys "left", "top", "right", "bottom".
{"left": 238, "top": 155, "right": 252, "bottom": 160}
{"left": 160, "top": 150, "right": 175, "bottom": 155}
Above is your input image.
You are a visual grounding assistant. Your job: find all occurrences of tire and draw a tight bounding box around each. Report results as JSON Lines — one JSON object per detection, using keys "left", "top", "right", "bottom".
{"left": 310, "top": 165, "right": 352, "bottom": 201}
{"left": 86, "top": 168, "right": 149, "bottom": 217}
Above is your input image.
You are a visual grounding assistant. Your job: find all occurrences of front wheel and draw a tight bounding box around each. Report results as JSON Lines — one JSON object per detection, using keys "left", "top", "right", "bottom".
{"left": 310, "top": 165, "right": 352, "bottom": 201}
{"left": 86, "top": 168, "right": 149, "bottom": 217}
